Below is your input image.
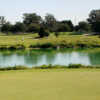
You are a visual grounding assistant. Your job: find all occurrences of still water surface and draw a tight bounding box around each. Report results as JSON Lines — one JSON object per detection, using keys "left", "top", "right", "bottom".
{"left": 0, "top": 49, "right": 100, "bottom": 67}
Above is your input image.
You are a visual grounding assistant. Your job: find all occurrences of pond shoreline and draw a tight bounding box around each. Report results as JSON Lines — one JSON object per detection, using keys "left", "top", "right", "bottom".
{"left": 0, "top": 46, "right": 100, "bottom": 50}
{"left": 0, "top": 64, "right": 100, "bottom": 71}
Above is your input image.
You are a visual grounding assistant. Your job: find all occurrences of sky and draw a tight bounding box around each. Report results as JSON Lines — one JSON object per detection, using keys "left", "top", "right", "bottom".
{"left": 0, "top": 0, "right": 100, "bottom": 25}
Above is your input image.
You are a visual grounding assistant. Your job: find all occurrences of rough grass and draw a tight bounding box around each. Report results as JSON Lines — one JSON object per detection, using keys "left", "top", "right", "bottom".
{"left": 0, "top": 69, "right": 100, "bottom": 100}
{"left": 0, "top": 33, "right": 100, "bottom": 49}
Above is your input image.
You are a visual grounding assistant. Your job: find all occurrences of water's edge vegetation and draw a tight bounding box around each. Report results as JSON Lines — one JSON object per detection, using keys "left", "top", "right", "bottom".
{"left": 1, "top": 64, "right": 100, "bottom": 71}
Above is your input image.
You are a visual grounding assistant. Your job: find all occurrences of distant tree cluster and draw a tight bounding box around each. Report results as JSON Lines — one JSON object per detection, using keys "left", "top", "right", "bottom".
{"left": 1, "top": 9, "right": 100, "bottom": 37}
{"left": 74, "top": 21, "right": 91, "bottom": 32}
{"left": 0, "top": 13, "right": 74, "bottom": 37}
{"left": 74, "top": 9, "right": 100, "bottom": 34}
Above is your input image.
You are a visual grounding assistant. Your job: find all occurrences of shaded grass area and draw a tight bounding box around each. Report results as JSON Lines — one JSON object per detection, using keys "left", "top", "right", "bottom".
{"left": 0, "top": 33, "right": 100, "bottom": 49}
{"left": 0, "top": 68, "right": 100, "bottom": 100}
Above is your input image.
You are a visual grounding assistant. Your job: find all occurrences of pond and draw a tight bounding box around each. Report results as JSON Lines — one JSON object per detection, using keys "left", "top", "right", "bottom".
{"left": 0, "top": 48, "right": 100, "bottom": 67}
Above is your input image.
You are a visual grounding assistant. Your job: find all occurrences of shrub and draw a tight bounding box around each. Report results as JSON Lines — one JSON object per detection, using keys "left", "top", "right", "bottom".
{"left": 38, "top": 27, "right": 50, "bottom": 38}
{"left": 8, "top": 44, "right": 26, "bottom": 50}
{"left": 55, "top": 32, "right": 59, "bottom": 37}
{"left": 68, "top": 64, "right": 84, "bottom": 68}
{"left": 0, "top": 66, "right": 28, "bottom": 71}
{"left": 39, "top": 43, "right": 54, "bottom": 48}
{"left": 35, "top": 65, "right": 53, "bottom": 69}
{"left": 30, "top": 42, "right": 54, "bottom": 48}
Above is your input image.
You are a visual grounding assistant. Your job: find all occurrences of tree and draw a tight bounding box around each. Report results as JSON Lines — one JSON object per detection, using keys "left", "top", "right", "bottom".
{"left": 55, "top": 32, "right": 59, "bottom": 37}
{"left": 1, "top": 22, "right": 12, "bottom": 33}
{"left": 38, "top": 27, "right": 49, "bottom": 38}
{"left": 74, "top": 25, "right": 80, "bottom": 32}
{"left": 0, "top": 16, "right": 6, "bottom": 31}
{"left": 56, "top": 22, "right": 71, "bottom": 32}
{"left": 88, "top": 10, "right": 100, "bottom": 23}
{"left": 0, "top": 16, "right": 6, "bottom": 26}
{"left": 78, "top": 21, "right": 91, "bottom": 32}
{"left": 14, "top": 22, "right": 26, "bottom": 32}
{"left": 91, "top": 21, "right": 100, "bottom": 33}
{"left": 23, "top": 13, "right": 42, "bottom": 25}
{"left": 26, "top": 23, "right": 40, "bottom": 33}
{"left": 44, "top": 13, "right": 57, "bottom": 32}
{"left": 88, "top": 9, "right": 100, "bottom": 33}
{"left": 61, "top": 20, "right": 74, "bottom": 31}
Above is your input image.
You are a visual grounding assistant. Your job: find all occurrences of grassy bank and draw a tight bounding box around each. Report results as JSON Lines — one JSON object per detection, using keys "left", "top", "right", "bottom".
{"left": 0, "top": 68, "right": 100, "bottom": 100}
{"left": 0, "top": 33, "right": 100, "bottom": 49}
{"left": 0, "top": 64, "right": 100, "bottom": 71}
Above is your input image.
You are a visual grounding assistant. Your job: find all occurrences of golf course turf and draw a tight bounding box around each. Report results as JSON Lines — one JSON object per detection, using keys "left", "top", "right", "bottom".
{"left": 0, "top": 69, "right": 100, "bottom": 100}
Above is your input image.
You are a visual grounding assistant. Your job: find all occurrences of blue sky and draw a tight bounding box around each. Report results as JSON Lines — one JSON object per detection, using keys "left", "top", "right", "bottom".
{"left": 0, "top": 0, "right": 100, "bottom": 24}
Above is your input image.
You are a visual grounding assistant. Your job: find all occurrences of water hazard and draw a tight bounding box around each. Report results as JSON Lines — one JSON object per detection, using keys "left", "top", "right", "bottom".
{"left": 0, "top": 49, "right": 100, "bottom": 67}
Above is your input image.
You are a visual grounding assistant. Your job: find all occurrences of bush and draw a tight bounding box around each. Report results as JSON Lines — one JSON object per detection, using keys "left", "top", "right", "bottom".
{"left": 38, "top": 27, "right": 50, "bottom": 38}
{"left": 39, "top": 43, "right": 54, "bottom": 48}
{"left": 30, "top": 42, "right": 54, "bottom": 48}
{"left": 55, "top": 32, "right": 59, "bottom": 37}
{"left": 8, "top": 44, "right": 26, "bottom": 50}
{"left": 0, "top": 66, "right": 28, "bottom": 71}
{"left": 68, "top": 64, "right": 84, "bottom": 68}
{"left": 35, "top": 65, "right": 53, "bottom": 69}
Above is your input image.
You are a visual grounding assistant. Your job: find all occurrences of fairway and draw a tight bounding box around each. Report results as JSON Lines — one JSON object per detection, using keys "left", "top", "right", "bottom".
{"left": 0, "top": 69, "right": 100, "bottom": 100}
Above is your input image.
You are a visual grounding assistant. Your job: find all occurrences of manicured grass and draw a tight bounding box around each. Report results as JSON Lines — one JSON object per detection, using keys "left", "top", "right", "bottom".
{"left": 0, "top": 33, "right": 100, "bottom": 49}
{"left": 0, "top": 69, "right": 100, "bottom": 100}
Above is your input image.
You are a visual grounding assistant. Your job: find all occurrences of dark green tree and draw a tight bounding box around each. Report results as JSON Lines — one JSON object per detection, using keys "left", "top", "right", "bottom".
{"left": 14, "top": 22, "right": 26, "bottom": 32}
{"left": 61, "top": 20, "right": 74, "bottom": 31}
{"left": 78, "top": 21, "right": 91, "bottom": 32}
{"left": 0, "top": 16, "right": 6, "bottom": 31}
{"left": 44, "top": 13, "right": 57, "bottom": 32}
{"left": 38, "top": 27, "right": 49, "bottom": 38}
{"left": 26, "top": 23, "right": 40, "bottom": 33}
{"left": 23, "top": 13, "right": 42, "bottom": 25}
{"left": 88, "top": 9, "right": 100, "bottom": 33}
{"left": 0, "top": 16, "right": 6, "bottom": 26}
{"left": 1, "top": 22, "right": 12, "bottom": 33}
{"left": 56, "top": 22, "right": 71, "bottom": 32}
{"left": 55, "top": 32, "right": 59, "bottom": 37}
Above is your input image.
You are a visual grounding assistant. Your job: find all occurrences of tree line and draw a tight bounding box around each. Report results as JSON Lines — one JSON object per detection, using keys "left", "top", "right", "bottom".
{"left": 0, "top": 9, "right": 100, "bottom": 37}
